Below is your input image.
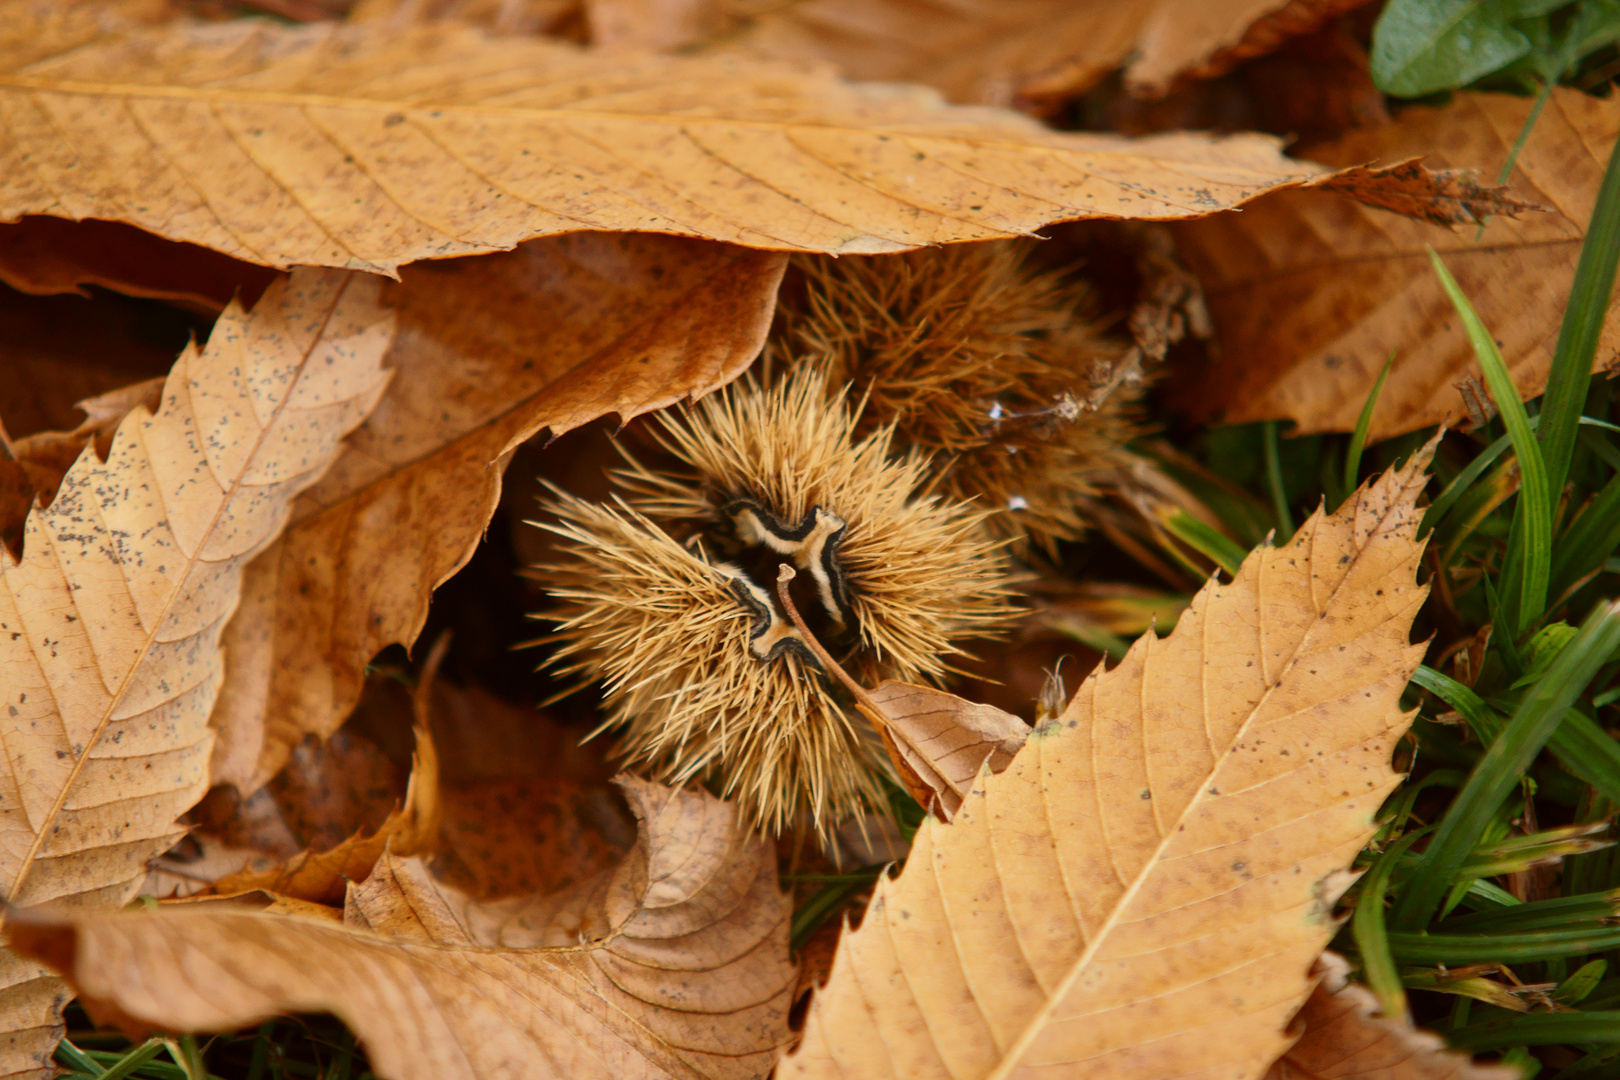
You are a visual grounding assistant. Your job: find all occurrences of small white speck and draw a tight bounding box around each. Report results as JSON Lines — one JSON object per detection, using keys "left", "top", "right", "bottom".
{"left": 988, "top": 401, "right": 1004, "bottom": 420}
{"left": 1007, "top": 495, "right": 1028, "bottom": 510}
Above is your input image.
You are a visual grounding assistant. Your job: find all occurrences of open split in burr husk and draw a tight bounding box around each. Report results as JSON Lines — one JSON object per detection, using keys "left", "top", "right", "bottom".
{"left": 534, "top": 370, "right": 1017, "bottom": 839}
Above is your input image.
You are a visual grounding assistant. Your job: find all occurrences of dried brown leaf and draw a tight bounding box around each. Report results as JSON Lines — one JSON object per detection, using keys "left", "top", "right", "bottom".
{"left": 860, "top": 682, "right": 1030, "bottom": 821}
{"left": 4, "top": 377, "right": 165, "bottom": 563}
{"left": 0, "top": 269, "right": 395, "bottom": 1080}
{"left": 214, "top": 641, "right": 445, "bottom": 904}
{"left": 0, "top": 217, "right": 277, "bottom": 315}
{"left": 1265, "top": 953, "right": 1518, "bottom": 1080}
{"left": 210, "top": 233, "right": 785, "bottom": 793}
{"left": 719, "top": 0, "right": 1373, "bottom": 111}
{"left": 1170, "top": 89, "right": 1620, "bottom": 439}
{"left": 0, "top": 9, "right": 1345, "bottom": 272}
{"left": 779, "top": 445, "right": 1434, "bottom": 1080}
{"left": 588, "top": 0, "right": 717, "bottom": 49}
{"left": 1317, "top": 160, "right": 1548, "bottom": 228}
{"left": 12, "top": 777, "right": 796, "bottom": 1080}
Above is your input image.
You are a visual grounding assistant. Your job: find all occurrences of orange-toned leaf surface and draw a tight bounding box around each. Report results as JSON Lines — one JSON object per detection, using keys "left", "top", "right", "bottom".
{"left": 720, "top": 0, "right": 1374, "bottom": 111}
{"left": 0, "top": 6, "right": 1349, "bottom": 272}
{"left": 780, "top": 445, "right": 1433, "bottom": 1080}
{"left": 0, "top": 269, "right": 394, "bottom": 1080}
{"left": 12, "top": 778, "right": 795, "bottom": 1080}
{"left": 1264, "top": 954, "right": 1518, "bottom": 1080}
{"left": 209, "top": 233, "right": 785, "bottom": 793}
{"left": 1170, "top": 88, "right": 1620, "bottom": 439}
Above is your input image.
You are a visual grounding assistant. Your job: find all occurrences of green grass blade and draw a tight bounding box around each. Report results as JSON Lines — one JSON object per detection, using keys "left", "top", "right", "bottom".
{"left": 1451, "top": 1012, "right": 1620, "bottom": 1050}
{"left": 1437, "top": 889, "right": 1620, "bottom": 933}
{"left": 1262, "top": 420, "right": 1294, "bottom": 538}
{"left": 791, "top": 871, "right": 881, "bottom": 951}
{"left": 93, "top": 1041, "right": 165, "bottom": 1080}
{"left": 1163, "top": 511, "right": 1247, "bottom": 578}
{"left": 1388, "top": 925, "right": 1620, "bottom": 964}
{"left": 1413, "top": 664, "right": 1620, "bottom": 807}
{"left": 1539, "top": 132, "right": 1620, "bottom": 498}
{"left": 1345, "top": 352, "right": 1397, "bottom": 495}
{"left": 1552, "top": 468, "right": 1620, "bottom": 600}
{"left": 54, "top": 1040, "right": 107, "bottom": 1077}
{"left": 1391, "top": 599, "right": 1620, "bottom": 930}
{"left": 1420, "top": 429, "right": 1521, "bottom": 539}
{"left": 1353, "top": 828, "right": 1428, "bottom": 1022}
{"left": 1412, "top": 665, "right": 1502, "bottom": 740}
{"left": 1429, "top": 247, "right": 1552, "bottom": 633}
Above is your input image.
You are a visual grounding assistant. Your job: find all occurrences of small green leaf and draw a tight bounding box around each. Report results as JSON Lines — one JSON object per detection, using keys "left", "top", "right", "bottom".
{"left": 1345, "top": 352, "right": 1397, "bottom": 496}
{"left": 1372, "top": 0, "right": 1533, "bottom": 96}
{"left": 1556, "top": 958, "right": 1608, "bottom": 1004}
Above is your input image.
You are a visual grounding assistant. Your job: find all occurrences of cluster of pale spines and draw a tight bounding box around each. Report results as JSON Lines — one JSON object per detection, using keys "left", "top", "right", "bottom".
{"left": 780, "top": 240, "right": 1137, "bottom": 552}
{"left": 536, "top": 370, "right": 1014, "bottom": 838}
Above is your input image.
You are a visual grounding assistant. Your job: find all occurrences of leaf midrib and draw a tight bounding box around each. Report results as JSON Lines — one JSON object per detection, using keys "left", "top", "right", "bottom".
{"left": 0, "top": 74, "right": 1313, "bottom": 179}
{"left": 5, "top": 278, "right": 354, "bottom": 905}
{"left": 986, "top": 477, "right": 1418, "bottom": 1078}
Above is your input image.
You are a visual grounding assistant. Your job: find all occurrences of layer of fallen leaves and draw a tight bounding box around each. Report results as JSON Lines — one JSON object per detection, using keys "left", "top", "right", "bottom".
{"left": 0, "top": 4, "right": 1569, "bottom": 1078}
{"left": 13, "top": 778, "right": 796, "bottom": 1080}
{"left": 1170, "top": 87, "right": 1620, "bottom": 438}
{"left": 211, "top": 232, "right": 785, "bottom": 793}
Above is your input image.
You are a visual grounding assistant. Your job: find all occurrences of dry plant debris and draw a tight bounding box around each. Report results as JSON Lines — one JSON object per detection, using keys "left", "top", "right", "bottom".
{"left": 1171, "top": 87, "right": 1620, "bottom": 438}
{"left": 0, "top": 4, "right": 1600, "bottom": 1077}
{"left": 781, "top": 445, "right": 1432, "bottom": 1079}
{"left": 10, "top": 778, "right": 796, "bottom": 1080}
{"left": 0, "top": 269, "right": 395, "bottom": 1079}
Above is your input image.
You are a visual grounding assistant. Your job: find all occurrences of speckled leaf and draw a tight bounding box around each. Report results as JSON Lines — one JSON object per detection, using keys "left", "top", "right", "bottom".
{"left": 0, "top": 268, "right": 393, "bottom": 1079}
{"left": 780, "top": 444, "right": 1435, "bottom": 1080}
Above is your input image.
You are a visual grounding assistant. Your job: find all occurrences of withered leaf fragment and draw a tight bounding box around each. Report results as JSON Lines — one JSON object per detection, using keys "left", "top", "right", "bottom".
{"left": 1265, "top": 953, "right": 1518, "bottom": 1080}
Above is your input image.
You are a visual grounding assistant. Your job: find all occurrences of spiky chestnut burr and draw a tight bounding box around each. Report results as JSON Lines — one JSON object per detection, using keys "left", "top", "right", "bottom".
{"left": 778, "top": 239, "right": 1138, "bottom": 552}
{"left": 534, "top": 370, "right": 1016, "bottom": 838}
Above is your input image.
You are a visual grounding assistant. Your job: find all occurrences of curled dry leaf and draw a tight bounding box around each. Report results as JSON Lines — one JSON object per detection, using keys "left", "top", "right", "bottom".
{"left": 1170, "top": 88, "right": 1620, "bottom": 439}
{"left": 863, "top": 681, "right": 1031, "bottom": 821}
{"left": 0, "top": 217, "right": 278, "bottom": 315}
{"left": 12, "top": 777, "right": 796, "bottom": 1080}
{"left": 0, "top": 7, "right": 1351, "bottom": 273}
{"left": 0, "top": 269, "right": 394, "bottom": 1080}
{"left": 212, "top": 655, "right": 442, "bottom": 905}
{"left": 780, "top": 444, "right": 1434, "bottom": 1080}
{"left": 211, "top": 233, "right": 785, "bottom": 793}
{"left": 1265, "top": 953, "right": 1518, "bottom": 1080}
{"left": 210, "top": 732, "right": 432, "bottom": 906}
{"left": 719, "top": 0, "right": 1374, "bottom": 111}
